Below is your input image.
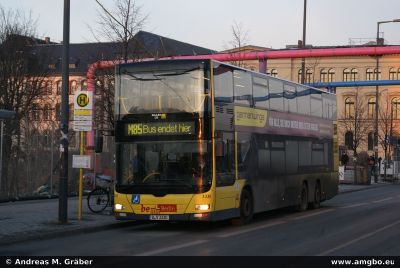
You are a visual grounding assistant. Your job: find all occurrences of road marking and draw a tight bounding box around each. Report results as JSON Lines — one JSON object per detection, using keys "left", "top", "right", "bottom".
{"left": 292, "top": 208, "right": 335, "bottom": 220}
{"left": 372, "top": 197, "right": 394, "bottom": 203}
{"left": 341, "top": 202, "right": 369, "bottom": 209}
{"left": 134, "top": 240, "right": 208, "bottom": 256}
{"left": 217, "top": 220, "right": 286, "bottom": 238}
{"left": 318, "top": 219, "right": 400, "bottom": 256}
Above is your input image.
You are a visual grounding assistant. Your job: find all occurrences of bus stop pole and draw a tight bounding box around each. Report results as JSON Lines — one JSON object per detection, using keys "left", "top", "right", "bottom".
{"left": 78, "top": 131, "right": 84, "bottom": 220}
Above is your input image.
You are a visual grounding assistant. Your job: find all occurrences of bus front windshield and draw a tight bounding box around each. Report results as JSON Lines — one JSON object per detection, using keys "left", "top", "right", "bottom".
{"left": 119, "top": 141, "right": 211, "bottom": 193}
{"left": 117, "top": 67, "right": 206, "bottom": 116}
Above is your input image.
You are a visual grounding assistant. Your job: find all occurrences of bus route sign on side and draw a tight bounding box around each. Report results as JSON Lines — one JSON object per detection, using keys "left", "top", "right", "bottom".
{"left": 74, "top": 91, "right": 93, "bottom": 110}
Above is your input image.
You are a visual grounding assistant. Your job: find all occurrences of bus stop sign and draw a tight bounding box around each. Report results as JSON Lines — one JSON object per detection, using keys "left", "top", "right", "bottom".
{"left": 74, "top": 91, "right": 93, "bottom": 110}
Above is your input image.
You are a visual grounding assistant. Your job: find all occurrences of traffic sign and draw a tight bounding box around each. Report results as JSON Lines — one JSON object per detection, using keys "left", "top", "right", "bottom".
{"left": 73, "top": 125, "right": 92, "bottom": 132}
{"left": 73, "top": 120, "right": 92, "bottom": 132}
{"left": 74, "top": 121, "right": 92, "bottom": 126}
{"left": 74, "top": 91, "right": 93, "bottom": 110}
{"left": 74, "top": 115, "right": 92, "bottom": 121}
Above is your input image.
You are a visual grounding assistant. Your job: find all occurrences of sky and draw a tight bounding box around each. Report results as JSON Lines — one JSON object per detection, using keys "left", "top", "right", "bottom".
{"left": 2, "top": 0, "right": 400, "bottom": 51}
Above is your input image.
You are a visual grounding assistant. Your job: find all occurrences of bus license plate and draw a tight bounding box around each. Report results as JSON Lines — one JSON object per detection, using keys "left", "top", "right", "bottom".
{"left": 149, "top": 215, "right": 169, "bottom": 221}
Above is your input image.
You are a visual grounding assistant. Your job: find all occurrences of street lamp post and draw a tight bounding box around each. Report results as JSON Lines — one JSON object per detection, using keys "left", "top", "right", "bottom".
{"left": 374, "top": 19, "right": 400, "bottom": 183}
{"left": 59, "top": 0, "right": 70, "bottom": 224}
{"left": 300, "top": 0, "right": 307, "bottom": 84}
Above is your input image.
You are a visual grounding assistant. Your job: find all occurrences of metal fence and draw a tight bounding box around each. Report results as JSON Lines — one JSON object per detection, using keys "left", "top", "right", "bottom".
{"left": 0, "top": 120, "right": 115, "bottom": 201}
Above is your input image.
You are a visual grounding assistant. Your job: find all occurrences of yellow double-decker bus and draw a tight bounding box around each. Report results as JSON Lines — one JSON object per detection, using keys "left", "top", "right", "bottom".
{"left": 113, "top": 59, "right": 338, "bottom": 223}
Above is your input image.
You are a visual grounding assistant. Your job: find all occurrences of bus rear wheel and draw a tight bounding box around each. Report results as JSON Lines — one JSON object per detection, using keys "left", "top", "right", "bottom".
{"left": 239, "top": 189, "right": 253, "bottom": 224}
{"left": 296, "top": 183, "right": 308, "bottom": 212}
{"left": 310, "top": 183, "right": 321, "bottom": 209}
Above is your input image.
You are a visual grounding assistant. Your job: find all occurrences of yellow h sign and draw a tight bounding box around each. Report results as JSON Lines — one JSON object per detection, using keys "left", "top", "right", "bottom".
{"left": 77, "top": 93, "right": 89, "bottom": 107}
{"left": 74, "top": 91, "right": 93, "bottom": 110}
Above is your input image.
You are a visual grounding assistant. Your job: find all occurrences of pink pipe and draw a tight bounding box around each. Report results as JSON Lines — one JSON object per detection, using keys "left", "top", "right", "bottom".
{"left": 86, "top": 45, "right": 400, "bottom": 145}
{"left": 164, "top": 46, "right": 400, "bottom": 61}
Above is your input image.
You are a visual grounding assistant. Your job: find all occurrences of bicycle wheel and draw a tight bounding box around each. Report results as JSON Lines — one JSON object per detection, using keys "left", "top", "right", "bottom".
{"left": 87, "top": 187, "right": 109, "bottom": 213}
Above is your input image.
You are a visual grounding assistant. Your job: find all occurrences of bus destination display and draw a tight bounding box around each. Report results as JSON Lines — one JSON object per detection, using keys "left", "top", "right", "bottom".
{"left": 125, "top": 122, "right": 195, "bottom": 136}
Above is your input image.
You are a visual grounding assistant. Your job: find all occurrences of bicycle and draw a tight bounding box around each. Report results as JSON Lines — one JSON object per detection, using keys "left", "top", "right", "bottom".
{"left": 87, "top": 174, "right": 114, "bottom": 213}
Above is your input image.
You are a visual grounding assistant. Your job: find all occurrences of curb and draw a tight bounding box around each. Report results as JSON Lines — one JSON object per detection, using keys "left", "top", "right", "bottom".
{"left": 338, "top": 182, "right": 391, "bottom": 195}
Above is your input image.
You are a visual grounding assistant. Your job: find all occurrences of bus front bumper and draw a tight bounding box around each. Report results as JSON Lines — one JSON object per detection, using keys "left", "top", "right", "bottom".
{"left": 115, "top": 209, "right": 239, "bottom": 222}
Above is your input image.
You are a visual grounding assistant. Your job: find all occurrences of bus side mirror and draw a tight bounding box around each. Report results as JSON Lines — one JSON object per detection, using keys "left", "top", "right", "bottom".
{"left": 95, "top": 136, "right": 103, "bottom": 153}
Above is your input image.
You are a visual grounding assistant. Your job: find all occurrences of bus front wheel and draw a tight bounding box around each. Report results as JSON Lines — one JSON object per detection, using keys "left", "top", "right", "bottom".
{"left": 239, "top": 189, "right": 253, "bottom": 224}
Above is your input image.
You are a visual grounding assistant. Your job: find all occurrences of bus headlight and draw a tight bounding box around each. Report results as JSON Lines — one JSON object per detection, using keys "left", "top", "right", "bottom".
{"left": 114, "top": 204, "right": 125, "bottom": 210}
{"left": 195, "top": 204, "right": 210, "bottom": 211}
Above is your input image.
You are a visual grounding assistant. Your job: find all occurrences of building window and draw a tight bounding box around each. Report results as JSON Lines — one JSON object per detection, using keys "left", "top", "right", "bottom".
{"left": 374, "top": 68, "right": 381, "bottom": 80}
{"left": 368, "top": 97, "right": 376, "bottom": 119}
{"left": 345, "top": 97, "right": 354, "bottom": 118}
{"left": 389, "top": 68, "right": 397, "bottom": 80}
{"left": 366, "top": 68, "right": 374, "bottom": 80}
{"left": 343, "top": 68, "right": 351, "bottom": 82}
{"left": 298, "top": 69, "right": 303, "bottom": 83}
{"left": 305, "top": 69, "right": 313, "bottom": 83}
{"left": 70, "top": 80, "right": 78, "bottom": 95}
{"left": 42, "top": 130, "right": 51, "bottom": 146}
{"left": 46, "top": 81, "right": 52, "bottom": 95}
{"left": 69, "top": 104, "right": 74, "bottom": 121}
{"left": 95, "top": 80, "right": 102, "bottom": 95}
{"left": 368, "top": 132, "right": 374, "bottom": 151}
{"left": 350, "top": 68, "right": 358, "bottom": 81}
{"left": 345, "top": 131, "right": 353, "bottom": 149}
{"left": 56, "top": 80, "right": 62, "bottom": 95}
{"left": 328, "top": 68, "right": 335, "bottom": 82}
{"left": 43, "top": 105, "right": 51, "bottom": 121}
{"left": 41, "top": 81, "right": 52, "bottom": 95}
{"left": 392, "top": 97, "right": 400, "bottom": 119}
{"left": 41, "top": 81, "right": 46, "bottom": 95}
{"left": 320, "top": 69, "right": 327, "bottom": 82}
{"left": 32, "top": 104, "right": 40, "bottom": 121}
{"left": 81, "top": 80, "right": 87, "bottom": 90}
{"left": 55, "top": 103, "right": 61, "bottom": 121}
{"left": 270, "top": 69, "right": 278, "bottom": 78}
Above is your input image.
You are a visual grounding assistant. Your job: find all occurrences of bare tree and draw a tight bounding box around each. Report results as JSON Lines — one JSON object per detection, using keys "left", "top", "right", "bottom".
{"left": 229, "top": 21, "right": 250, "bottom": 68}
{"left": 91, "top": 0, "right": 148, "bottom": 62}
{"left": 94, "top": 69, "right": 115, "bottom": 130}
{"left": 339, "top": 89, "right": 373, "bottom": 157}
{"left": 378, "top": 92, "right": 400, "bottom": 179}
{"left": 89, "top": 0, "right": 149, "bottom": 130}
{"left": 305, "top": 58, "right": 321, "bottom": 83}
{"left": 0, "top": 5, "right": 48, "bottom": 197}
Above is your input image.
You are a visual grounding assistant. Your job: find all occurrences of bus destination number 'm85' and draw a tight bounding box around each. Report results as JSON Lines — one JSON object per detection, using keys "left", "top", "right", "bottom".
{"left": 125, "top": 122, "right": 194, "bottom": 136}
{"left": 128, "top": 124, "right": 143, "bottom": 135}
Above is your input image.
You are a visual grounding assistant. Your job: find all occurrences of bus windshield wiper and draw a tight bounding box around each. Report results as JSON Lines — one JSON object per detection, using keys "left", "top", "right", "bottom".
{"left": 161, "top": 178, "right": 196, "bottom": 189}
{"left": 153, "top": 67, "right": 200, "bottom": 77}
{"left": 123, "top": 72, "right": 163, "bottom": 81}
{"left": 123, "top": 67, "right": 199, "bottom": 80}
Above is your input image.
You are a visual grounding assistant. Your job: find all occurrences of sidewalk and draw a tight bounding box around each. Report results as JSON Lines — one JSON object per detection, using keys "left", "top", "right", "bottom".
{"left": 339, "top": 176, "right": 390, "bottom": 194}
{"left": 0, "top": 197, "right": 133, "bottom": 246}
{"left": 0, "top": 181, "right": 390, "bottom": 246}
